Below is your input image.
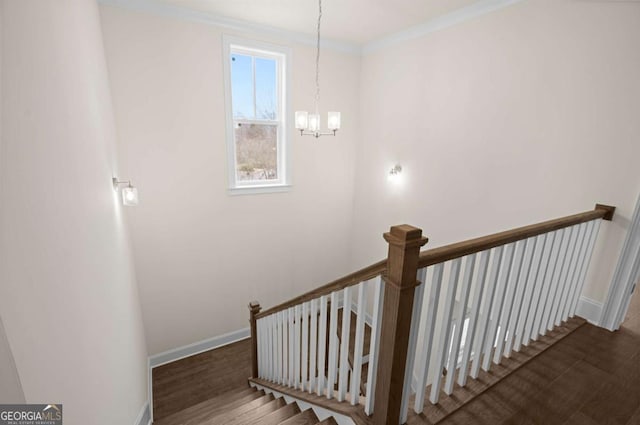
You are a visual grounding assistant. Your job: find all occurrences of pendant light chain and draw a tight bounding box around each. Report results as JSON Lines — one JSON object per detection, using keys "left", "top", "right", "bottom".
{"left": 315, "top": 0, "right": 322, "bottom": 115}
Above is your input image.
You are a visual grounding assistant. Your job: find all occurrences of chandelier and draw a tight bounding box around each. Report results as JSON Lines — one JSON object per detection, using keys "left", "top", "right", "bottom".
{"left": 295, "top": 0, "right": 341, "bottom": 138}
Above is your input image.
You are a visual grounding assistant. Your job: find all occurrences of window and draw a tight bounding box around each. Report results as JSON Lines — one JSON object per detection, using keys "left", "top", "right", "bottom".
{"left": 223, "top": 36, "right": 291, "bottom": 194}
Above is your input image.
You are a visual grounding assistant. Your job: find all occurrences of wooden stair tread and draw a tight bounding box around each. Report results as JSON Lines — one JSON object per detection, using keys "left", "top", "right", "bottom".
{"left": 278, "top": 409, "right": 319, "bottom": 425}
{"left": 219, "top": 397, "right": 286, "bottom": 425}
{"left": 205, "top": 393, "right": 275, "bottom": 424}
{"left": 244, "top": 401, "right": 301, "bottom": 425}
{"left": 181, "top": 392, "right": 267, "bottom": 425}
{"left": 154, "top": 388, "right": 262, "bottom": 425}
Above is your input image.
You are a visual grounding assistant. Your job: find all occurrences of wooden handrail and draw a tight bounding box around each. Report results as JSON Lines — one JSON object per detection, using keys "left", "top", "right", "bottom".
{"left": 255, "top": 204, "right": 614, "bottom": 320}
{"left": 417, "top": 204, "right": 615, "bottom": 269}
{"left": 255, "top": 259, "right": 387, "bottom": 319}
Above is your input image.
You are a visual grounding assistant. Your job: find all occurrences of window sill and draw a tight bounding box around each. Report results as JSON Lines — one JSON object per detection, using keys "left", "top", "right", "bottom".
{"left": 228, "top": 184, "right": 292, "bottom": 196}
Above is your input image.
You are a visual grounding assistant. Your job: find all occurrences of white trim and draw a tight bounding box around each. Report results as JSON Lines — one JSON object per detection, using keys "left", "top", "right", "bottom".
{"left": 97, "top": 0, "right": 360, "bottom": 54}
{"left": 222, "top": 35, "right": 292, "bottom": 193}
{"left": 149, "top": 327, "right": 250, "bottom": 368}
{"left": 576, "top": 296, "right": 603, "bottom": 325}
{"left": 99, "top": 0, "right": 525, "bottom": 57}
{"left": 601, "top": 193, "right": 640, "bottom": 331}
{"left": 228, "top": 184, "right": 292, "bottom": 196}
{"left": 147, "top": 359, "right": 153, "bottom": 424}
{"left": 134, "top": 402, "right": 151, "bottom": 425}
{"left": 249, "top": 382, "right": 355, "bottom": 425}
{"left": 361, "top": 0, "right": 525, "bottom": 54}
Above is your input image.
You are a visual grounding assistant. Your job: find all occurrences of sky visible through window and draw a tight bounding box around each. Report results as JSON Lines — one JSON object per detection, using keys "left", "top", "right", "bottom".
{"left": 231, "top": 53, "right": 277, "bottom": 120}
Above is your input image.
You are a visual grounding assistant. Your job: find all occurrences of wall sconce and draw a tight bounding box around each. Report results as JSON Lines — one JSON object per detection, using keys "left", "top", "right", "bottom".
{"left": 112, "top": 177, "right": 139, "bottom": 206}
{"left": 388, "top": 165, "right": 402, "bottom": 181}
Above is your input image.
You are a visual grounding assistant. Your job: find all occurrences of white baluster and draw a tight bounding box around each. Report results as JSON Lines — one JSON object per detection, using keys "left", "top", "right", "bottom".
{"left": 525, "top": 232, "right": 556, "bottom": 344}
{"left": 414, "top": 265, "right": 443, "bottom": 413}
{"left": 553, "top": 226, "right": 579, "bottom": 327}
{"left": 257, "top": 319, "right": 263, "bottom": 378}
{"left": 263, "top": 318, "right": 269, "bottom": 379}
{"left": 491, "top": 240, "right": 525, "bottom": 367}
{"left": 267, "top": 314, "right": 276, "bottom": 382}
{"left": 561, "top": 223, "right": 589, "bottom": 322}
{"left": 532, "top": 230, "right": 561, "bottom": 340}
{"left": 365, "top": 276, "right": 384, "bottom": 416}
{"left": 430, "top": 258, "right": 462, "bottom": 404}
{"left": 264, "top": 316, "right": 271, "bottom": 380}
{"left": 317, "top": 295, "right": 328, "bottom": 396}
{"left": 459, "top": 250, "right": 490, "bottom": 387}
{"left": 472, "top": 245, "right": 508, "bottom": 378}
{"left": 401, "top": 268, "right": 426, "bottom": 423}
{"left": 569, "top": 220, "right": 601, "bottom": 316}
{"left": 514, "top": 234, "right": 547, "bottom": 352}
{"left": 294, "top": 304, "right": 301, "bottom": 389}
{"left": 271, "top": 315, "right": 277, "bottom": 381}
{"left": 288, "top": 307, "right": 295, "bottom": 387}
{"left": 351, "top": 282, "right": 366, "bottom": 405}
{"left": 309, "top": 298, "right": 318, "bottom": 393}
{"left": 543, "top": 228, "right": 570, "bottom": 333}
{"left": 445, "top": 254, "right": 476, "bottom": 395}
{"left": 282, "top": 309, "right": 289, "bottom": 385}
{"left": 301, "top": 302, "right": 309, "bottom": 391}
{"left": 327, "top": 291, "right": 339, "bottom": 399}
{"left": 276, "top": 313, "right": 282, "bottom": 384}
{"left": 505, "top": 237, "right": 537, "bottom": 358}
{"left": 338, "top": 286, "right": 352, "bottom": 402}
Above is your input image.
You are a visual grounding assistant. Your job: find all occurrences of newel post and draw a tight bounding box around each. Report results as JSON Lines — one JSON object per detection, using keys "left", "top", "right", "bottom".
{"left": 248, "top": 301, "right": 261, "bottom": 379}
{"left": 373, "top": 225, "right": 428, "bottom": 425}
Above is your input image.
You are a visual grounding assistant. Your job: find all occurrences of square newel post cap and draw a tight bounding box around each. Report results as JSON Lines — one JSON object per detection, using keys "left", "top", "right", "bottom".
{"left": 249, "top": 301, "right": 261, "bottom": 314}
{"left": 383, "top": 224, "right": 429, "bottom": 249}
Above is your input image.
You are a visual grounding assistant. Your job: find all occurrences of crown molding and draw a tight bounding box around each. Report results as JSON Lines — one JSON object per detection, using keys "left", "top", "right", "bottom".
{"left": 362, "top": 0, "right": 525, "bottom": 54}
{"left": 97, "top": 0, "right": 361, "bottom": 55}
{"left": 98, "top": 0, "right": 526, "bottom": 56}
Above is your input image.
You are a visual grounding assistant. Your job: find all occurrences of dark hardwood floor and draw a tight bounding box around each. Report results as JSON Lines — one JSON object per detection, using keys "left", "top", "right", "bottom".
{"left": 152, "top": 338, "right": 252, "bottom": 421}
{"left": 436, "top": 290, "right": 640, "bottom": 425}
{"left": 152, "top": 291, "right": 640, "bottom": 424}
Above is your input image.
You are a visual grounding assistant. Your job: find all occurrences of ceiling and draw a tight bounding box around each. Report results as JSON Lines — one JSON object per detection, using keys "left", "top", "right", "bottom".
{"left": 153, "top": 0, "right": 480, "bottom": 44}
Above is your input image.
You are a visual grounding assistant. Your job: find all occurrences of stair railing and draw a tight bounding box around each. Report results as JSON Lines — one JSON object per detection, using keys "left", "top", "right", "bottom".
{"left": 249, "top": 258, "right": 388, "bottom": 411}
{"left": 249, "top": 203, "right": 615, "bottom": 425}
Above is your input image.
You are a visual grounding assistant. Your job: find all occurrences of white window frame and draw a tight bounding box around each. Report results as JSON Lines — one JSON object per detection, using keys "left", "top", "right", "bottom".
{"left": 223, "top": 35, "right": 292, "bottom": 195}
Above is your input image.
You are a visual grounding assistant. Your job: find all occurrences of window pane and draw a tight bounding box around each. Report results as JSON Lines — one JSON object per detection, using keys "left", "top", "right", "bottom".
{"left": 255, "top": 57, "right": 277, "bottom": 120}
{"left": 231, "top": 53, "right": 254, "bottom": 119}
{"left": 235, "top": 123, "right": 278, "bottom": 181}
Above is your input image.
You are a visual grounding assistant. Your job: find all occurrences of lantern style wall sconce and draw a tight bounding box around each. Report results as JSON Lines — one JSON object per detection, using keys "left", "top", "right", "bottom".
{"left": 112, "top": 177, "right": 139, "bottom": 206}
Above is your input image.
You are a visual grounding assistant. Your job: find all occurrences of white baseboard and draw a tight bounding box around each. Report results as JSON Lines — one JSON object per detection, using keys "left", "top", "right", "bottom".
{"left": 134, "top": 402, "right": 151, "bottom": 425}
{"left": 149, "top": 327, "right": 250, "bottom": 368}
{"left": 576, "top": 296, "right": 603, "bottom": 325}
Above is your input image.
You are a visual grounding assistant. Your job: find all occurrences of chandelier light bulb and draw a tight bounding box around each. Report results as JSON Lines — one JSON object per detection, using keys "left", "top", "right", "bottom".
{"left": 308, "top": 114, "right": 320, "bottom": 132}
{"left": 295, "top": 111, "right": 309, "bottom": 130}
{"left": 327, "top": 112, "right": 341, "bottom": 130}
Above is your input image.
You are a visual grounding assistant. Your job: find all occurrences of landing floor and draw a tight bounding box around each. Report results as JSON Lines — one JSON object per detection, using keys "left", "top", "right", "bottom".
{"left": 433, "top": 292, "right": 640, "bottom": 425}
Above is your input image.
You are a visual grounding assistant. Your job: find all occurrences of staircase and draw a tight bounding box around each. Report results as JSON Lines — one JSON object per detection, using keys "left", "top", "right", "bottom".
{"left": 153, "top": 204, "right": 616, "bottom": 425}
{"left": 153, "top": 386, "right": 337, "bottom": 425}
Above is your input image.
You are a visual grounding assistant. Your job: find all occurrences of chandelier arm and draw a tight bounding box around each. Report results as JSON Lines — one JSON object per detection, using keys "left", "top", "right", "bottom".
{"left": 299, "top": 129, "right": 337, "bottom": 138}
